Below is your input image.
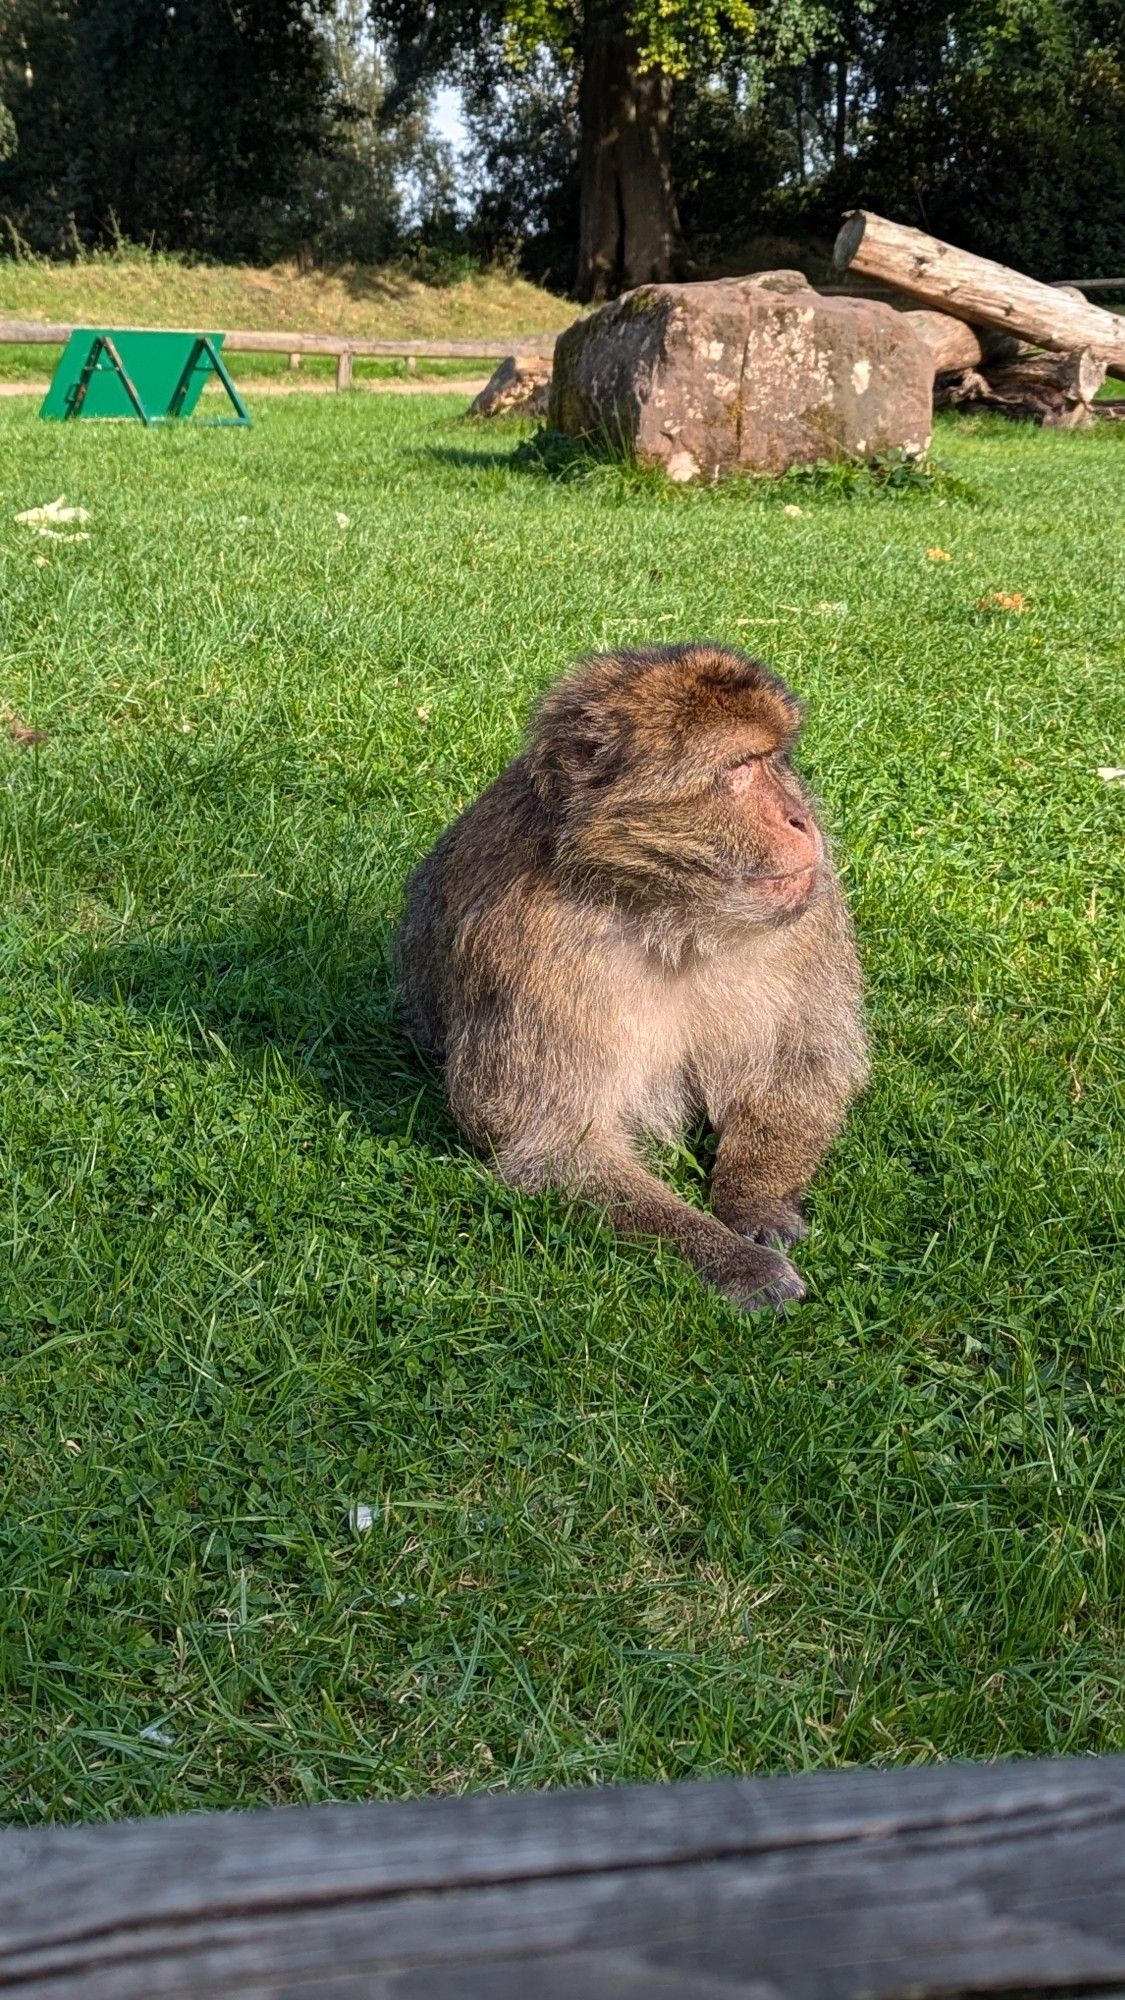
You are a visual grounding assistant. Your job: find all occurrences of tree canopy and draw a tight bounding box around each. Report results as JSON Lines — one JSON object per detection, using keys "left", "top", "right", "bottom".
{"left": 374, "top": 0, "right": 1125, "bottom": 291}
{"left": 0, "top": 0, "right": 454, "bottom": 261}
{"left": 0, "top": 0, "right": 1121, "bottom": 284}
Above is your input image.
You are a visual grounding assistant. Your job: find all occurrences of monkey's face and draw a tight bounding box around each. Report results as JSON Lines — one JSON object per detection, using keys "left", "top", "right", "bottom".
{"left": 560, "top": 744, "right": 823, "bottom": 925}
{"left": 717, "top": 750, "right": 824, "bottom": 916}
{"left": 529, "top": 645, "right": 826, "bottom": 929}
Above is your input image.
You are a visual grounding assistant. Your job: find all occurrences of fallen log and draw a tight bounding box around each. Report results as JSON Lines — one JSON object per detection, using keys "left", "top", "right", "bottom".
{"left": 835, "top": 211, "right": 1125, "bottom": 381}
{"left": 935, "top": 345, "right": 1106, "bottom": 426}
{"left": 903, "top": 309, "right": 1025, "bottom": 374}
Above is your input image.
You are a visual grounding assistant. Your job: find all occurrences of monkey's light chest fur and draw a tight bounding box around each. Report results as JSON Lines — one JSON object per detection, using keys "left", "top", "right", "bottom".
{"left": 395, "top": 644, "right": 867, "bottom": 1314}
{"left": 581, "top": 920, "right": 819, "bottom": 1147}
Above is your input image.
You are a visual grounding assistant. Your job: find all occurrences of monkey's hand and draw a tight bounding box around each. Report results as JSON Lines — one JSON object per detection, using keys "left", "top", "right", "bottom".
{"left": 711, "top": 1191, "right": 807, "bottom": 1248}
{"left": 702, "top": 1238, "right": 806, "bottom": 1313}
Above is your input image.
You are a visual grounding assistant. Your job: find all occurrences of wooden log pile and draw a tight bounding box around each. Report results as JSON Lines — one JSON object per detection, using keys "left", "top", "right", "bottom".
{"left": 934, "top": 345, "right": 1106, "bottom": 427}
{"left": 835, "top": 212, "right": 1122, "bottom": 428}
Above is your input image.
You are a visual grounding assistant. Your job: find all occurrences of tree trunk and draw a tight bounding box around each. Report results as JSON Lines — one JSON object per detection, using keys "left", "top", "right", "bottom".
{"left": 833, "top": 58, "right": 847, "bottom": 169}
{"left": 834, "top": 210, "right": 1125, "bottom": 380}
{"left": 935, "top": 347, "right": 1106, "bottom": 426}
{"left": 575, "top": 5, "right": 685, "bottom": 303}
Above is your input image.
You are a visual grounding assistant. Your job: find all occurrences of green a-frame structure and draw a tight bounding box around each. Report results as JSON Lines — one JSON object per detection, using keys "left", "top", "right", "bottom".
{"left": 40, "top": 328, "right": 249, "bottom": 427}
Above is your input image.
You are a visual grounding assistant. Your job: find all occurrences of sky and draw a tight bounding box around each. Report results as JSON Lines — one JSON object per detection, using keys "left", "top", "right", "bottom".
{"left": 432, "top": 84, "right": 470, "bottom": 160}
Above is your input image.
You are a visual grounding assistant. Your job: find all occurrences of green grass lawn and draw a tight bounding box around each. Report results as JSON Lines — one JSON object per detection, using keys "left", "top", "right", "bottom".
{"left": 1, "top": 395, "right": 1123, "bottom": 1827}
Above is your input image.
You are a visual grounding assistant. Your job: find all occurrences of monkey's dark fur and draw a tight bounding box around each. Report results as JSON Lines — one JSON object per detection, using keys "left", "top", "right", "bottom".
{"left": 395, "top": 644, "right": 867, "bottom": 1310}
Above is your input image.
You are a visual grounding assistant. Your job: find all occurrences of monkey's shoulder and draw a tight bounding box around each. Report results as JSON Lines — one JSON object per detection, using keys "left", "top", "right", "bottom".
{"left": 435, "top": 759, "right": 550, "bottom": 880}
{"left": 410, "top": 756, "right": 564, "bottom": 951}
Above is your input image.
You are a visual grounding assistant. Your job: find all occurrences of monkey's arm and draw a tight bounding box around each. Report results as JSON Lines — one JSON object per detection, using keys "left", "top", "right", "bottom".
{"left": 709, "top": 1031, "right": 866, "bottom": 1247}
{"left": 489, "top": 1105, "right": 806, "bottom": 1312}
{"left": 710, "top": 1095, "right": 835, "bottom": 1245}
{"left": 709, "top": 890, "right": 868, "bottom": 1247}
{"left": 447, "top": 995, "right": 804, "bottom": 1313}
{"left": 565, "top": 1137, "right": 806, "bottom": 1312}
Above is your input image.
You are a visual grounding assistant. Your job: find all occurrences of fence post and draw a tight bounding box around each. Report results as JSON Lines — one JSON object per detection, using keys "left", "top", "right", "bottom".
{"left": 335, "top": 349, "right": 353, "bottom": 392}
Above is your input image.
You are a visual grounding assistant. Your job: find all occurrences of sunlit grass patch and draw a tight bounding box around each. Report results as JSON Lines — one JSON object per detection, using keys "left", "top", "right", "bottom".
{"left": 0, "top": 394, "right": 1122, "bottom": 1824}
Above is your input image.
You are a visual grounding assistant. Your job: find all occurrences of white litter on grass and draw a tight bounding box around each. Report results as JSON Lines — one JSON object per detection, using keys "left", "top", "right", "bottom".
{"left": 1096, "top": 767, "right": 1125, "bottom": 784}
{"left": 15, "top": 495, "right": 91, "bottom": 526}
{"left": 783, "top": 503, "right": 803, "bottom": 517}
{"left": 15, "top": 496, "right": 92, "bottom": 543}
{"left": 335, "top": 511, "right": 351, "bottom": 529}
{"left": 348, "top": 1502, "right": 376, "bottom": 1531}
{"left": 139, "top": 1722, "right": 175, "bottom": 1748}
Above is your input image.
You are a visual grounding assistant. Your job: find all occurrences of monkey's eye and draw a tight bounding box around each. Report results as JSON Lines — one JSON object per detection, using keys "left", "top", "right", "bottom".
{"left": 724, "top": 756, "right": 763, "bottom": 796}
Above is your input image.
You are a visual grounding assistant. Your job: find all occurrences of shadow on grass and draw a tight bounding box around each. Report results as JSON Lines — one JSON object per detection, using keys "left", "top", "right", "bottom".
{"left": 75, "top": 910, "right": 724, "bottom": 1206}
{"left": 424, "top": 423, "right": 653, "bottom": 488}
{"left": 75, "top": 908, "right": 457, "bottom": 1156}
{"left": 424, "top": 427, "right": 974, "bottom": 502}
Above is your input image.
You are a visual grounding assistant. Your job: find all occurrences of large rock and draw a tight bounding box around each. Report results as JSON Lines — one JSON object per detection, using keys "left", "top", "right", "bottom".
{"left": 467, "top": 355, "right": 552, "bottom": 419}
{"left": 548, "top": 272, "right": 933, "bottom": 480}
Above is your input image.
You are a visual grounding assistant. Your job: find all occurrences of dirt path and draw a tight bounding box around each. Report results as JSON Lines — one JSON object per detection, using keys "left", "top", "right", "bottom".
{"left": 0, "top": 376, "right": 487, "bottom": 401}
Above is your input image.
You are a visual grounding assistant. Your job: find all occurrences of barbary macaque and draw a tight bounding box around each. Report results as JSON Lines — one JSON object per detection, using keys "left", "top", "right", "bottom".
{"left": 395, "top": 644, "right": 867, "bottom": 1311}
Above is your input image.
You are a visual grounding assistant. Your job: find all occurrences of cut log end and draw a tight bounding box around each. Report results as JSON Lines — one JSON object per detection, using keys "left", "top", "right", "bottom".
{"left": 1071, "top": 348, "right": 1106, "bottom": 401}
{"left": 833, "top": 212, "right": 867, "bottom": 272}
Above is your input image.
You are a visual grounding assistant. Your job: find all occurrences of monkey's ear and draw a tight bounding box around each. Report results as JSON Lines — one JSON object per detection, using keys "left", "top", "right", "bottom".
{"left": 526, "top": 676, "right": 613, "bottom": 797}
{"left": 527, "top": 728, "right": 603, "bottom": 802}
{"left": 560, "top": 735, "right": 600, "bottom": 775}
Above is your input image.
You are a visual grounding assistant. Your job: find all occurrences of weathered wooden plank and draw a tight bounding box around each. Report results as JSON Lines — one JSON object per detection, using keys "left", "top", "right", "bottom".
{"left": 1, "top": 1757, "right": 1124, "bottom": 1998}
{"left": 0, "top": 321, "right": 561, "bottom": 359}
{"left": 0, "top": 320, "right": 74, "bottom": 343}
{"left": 222, "top": 331, "right": 560, "bottom": 359}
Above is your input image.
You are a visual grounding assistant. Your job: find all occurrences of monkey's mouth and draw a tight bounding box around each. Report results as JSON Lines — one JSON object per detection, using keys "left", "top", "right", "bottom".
{"left": 751, "top": 862, "right": 820, "bottom": 884}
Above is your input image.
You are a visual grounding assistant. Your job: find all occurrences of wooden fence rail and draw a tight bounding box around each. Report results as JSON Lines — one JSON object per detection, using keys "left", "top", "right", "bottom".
{"left": 2, "top": 1753, "right": 1125, "bottom": 1997}
{"left": 0, "top": 321, "right": 561, "bottom": 391}
{"left": 2, "top": 294, "right": 1119, "bottom": 391}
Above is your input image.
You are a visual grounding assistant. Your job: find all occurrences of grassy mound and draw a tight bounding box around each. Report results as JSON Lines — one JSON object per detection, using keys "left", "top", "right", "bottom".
{"left": 0, "top": 251, "right": 572, "bottom": 337}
